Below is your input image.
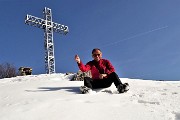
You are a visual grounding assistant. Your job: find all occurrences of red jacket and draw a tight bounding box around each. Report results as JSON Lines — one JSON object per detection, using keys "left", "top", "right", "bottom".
{"left": 78, "top": 59, "right": 115, "bottom": 79}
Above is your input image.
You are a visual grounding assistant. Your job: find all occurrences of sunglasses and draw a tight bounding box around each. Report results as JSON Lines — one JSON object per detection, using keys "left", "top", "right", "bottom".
{"left": 93, "top": 54, "right": 101, "bottom": 57}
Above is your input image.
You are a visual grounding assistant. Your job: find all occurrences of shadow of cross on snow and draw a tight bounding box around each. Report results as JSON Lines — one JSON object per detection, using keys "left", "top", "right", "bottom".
{"left": 26, "top": 87, "right": 80, "bottom": 93}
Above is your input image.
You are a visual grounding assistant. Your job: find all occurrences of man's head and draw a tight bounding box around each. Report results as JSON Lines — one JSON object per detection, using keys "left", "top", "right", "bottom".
{"left": 92, "top": 48, "right": 102, "bottom": 61}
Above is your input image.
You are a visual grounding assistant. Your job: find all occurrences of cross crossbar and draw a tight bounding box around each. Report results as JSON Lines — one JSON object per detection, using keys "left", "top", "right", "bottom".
{"left": 25, "top": 15, "right": 69, "bottom": 35}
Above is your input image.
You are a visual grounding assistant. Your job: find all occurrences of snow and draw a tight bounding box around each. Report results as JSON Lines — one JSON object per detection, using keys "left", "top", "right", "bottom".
{"left": 0, "top": 73, "right": 180, "bottom": 120}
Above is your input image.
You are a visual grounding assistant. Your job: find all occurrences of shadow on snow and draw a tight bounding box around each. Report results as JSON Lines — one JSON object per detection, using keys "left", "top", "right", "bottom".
{"left": 26, "top": 86, "right": 80, "bottom": 93}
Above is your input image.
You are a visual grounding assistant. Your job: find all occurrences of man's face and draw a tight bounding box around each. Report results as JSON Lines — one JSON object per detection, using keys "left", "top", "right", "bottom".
{"left": 92, "top": 50, "right": 102, "bottom": 61}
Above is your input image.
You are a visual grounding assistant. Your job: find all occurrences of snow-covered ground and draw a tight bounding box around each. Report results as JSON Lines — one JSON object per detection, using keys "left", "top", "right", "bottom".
{"left": 0, "top": 73, "right": 180, "bottom": 120}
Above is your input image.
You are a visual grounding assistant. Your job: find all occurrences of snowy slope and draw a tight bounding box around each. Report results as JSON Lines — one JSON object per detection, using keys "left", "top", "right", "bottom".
{"left": 0, "top": 73, "right": 180, "bottom": 120}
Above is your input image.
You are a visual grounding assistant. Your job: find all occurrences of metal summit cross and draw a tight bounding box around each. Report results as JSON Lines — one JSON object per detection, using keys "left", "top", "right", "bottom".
{"left": 25, "top": 7, "right": 69, "bottom": 74}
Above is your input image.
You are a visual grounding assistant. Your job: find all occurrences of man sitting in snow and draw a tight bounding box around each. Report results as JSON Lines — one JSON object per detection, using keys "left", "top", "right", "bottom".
{"left": 75, "top": 48, "right": 129, "bottom": 94}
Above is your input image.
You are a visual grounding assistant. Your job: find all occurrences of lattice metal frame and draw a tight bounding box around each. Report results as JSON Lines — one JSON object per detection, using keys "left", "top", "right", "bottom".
{"left": 25, "top": 7, "right": 69, "bottom": 74}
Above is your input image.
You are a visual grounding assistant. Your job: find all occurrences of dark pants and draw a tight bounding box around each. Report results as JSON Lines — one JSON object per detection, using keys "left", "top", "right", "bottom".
{"left": 84, "top": 72, "right": 122, "bottom": 89}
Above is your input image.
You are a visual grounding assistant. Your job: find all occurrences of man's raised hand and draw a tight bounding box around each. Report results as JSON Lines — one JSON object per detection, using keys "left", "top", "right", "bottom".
{"left": 75, "top": 55, "right": 81, "bottom": 64}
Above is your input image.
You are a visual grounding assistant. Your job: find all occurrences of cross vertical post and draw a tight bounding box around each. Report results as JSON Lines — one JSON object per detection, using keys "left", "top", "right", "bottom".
{"left": 25, "top": 7, "right": 69, "bottom": 74}
{"left": 43, "top": 7, "right": 55, "bottom": 74}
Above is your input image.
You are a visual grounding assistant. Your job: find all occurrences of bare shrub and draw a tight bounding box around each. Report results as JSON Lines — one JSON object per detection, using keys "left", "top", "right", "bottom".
{"left": 0, "top": 63, "right": 17, "bottom": 79}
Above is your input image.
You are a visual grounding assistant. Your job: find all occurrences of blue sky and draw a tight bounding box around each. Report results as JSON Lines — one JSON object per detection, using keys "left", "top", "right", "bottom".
{"left": 0, "top": 0, "right": 180, "bottom": 80}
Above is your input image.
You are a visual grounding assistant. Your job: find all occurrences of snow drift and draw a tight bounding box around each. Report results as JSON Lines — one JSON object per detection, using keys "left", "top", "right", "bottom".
{"left": 0, "top": 73, "right": 180, "bottom": 120}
